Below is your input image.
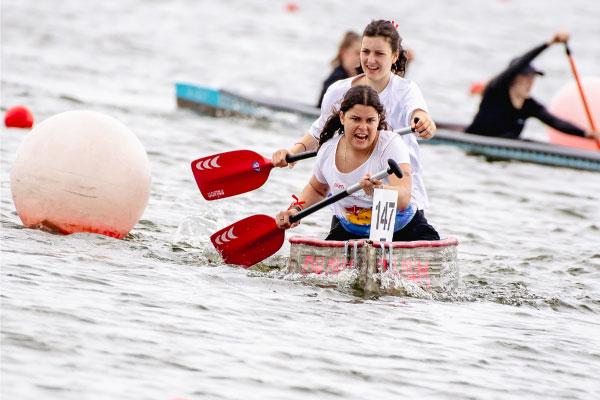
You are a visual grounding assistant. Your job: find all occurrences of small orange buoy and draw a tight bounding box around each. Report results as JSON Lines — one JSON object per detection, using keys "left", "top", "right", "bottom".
{"left": 5, "top": 105, "right": 34, "bottom": 128}
{"left": 469, "top": 81, "right": 485, "bottom": 96}
{"left": 285, "top": 2, "right": 299, "bottom": 12}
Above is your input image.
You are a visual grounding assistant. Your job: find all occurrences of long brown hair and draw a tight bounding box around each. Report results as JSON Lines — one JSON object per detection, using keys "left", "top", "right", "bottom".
{"left": 318, "top": 85, "right": 389, "bottom": 147}
{"left": 362, "top": 20, "right": 408, "bottom": 77}
{"left": 331, "top": 31, "right": 360, "bottom": 67}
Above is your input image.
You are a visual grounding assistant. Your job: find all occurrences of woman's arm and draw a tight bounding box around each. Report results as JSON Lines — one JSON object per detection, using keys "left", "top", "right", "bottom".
{"left": 488, "top": 32, "right": 570, "bottom": 93}
{"left": 535, "top": 104, "right": 586, "bottom": 137}
{"left": 275, "top": 176, "right": 329, "bottom": 229}
{"left": 271, "top": 133, "right": 319, "bottom": 168}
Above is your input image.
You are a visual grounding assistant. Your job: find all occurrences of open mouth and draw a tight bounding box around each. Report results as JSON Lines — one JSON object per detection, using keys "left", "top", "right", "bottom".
{"left": 353, "top": 133, "right": 368, "bottom": 144}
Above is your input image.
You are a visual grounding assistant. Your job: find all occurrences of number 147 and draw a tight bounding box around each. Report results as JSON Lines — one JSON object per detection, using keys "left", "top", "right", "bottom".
{"left": 374, "top": 201, "right": 396, "bottom": 231}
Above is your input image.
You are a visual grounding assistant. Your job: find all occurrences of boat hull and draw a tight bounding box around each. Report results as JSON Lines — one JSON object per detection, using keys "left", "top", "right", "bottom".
{"left": 429, "top": 131, "right": 600, "bottom": 171}
{"left": 287, "top": 236, "right": 459, "bottom": 295}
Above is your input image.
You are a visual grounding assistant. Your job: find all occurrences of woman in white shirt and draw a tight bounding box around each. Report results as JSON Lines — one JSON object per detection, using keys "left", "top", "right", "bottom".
{"left": 276, "top": 85, "right": 439, "bottom": 241}
{"left": 273, "top": 19, "right": 435, "bottom": 213}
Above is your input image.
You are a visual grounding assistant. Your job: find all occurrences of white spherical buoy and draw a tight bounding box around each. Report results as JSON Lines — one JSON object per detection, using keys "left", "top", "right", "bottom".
{"left": 10, "top": 110, "right": 151, "bottom": 239}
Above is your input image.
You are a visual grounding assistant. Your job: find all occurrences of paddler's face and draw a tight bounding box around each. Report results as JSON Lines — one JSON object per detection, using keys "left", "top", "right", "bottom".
{"left": 512, "top": 73, "right": 536, "bottom": 97}
{"left": 341, "top": 40, "right": 361, "bottom": 74}
{"left": 340, "top": 104, "right": 380, "bottom": 150}
{"left": 360, "top": 36, "right": 398, "bottom": 82}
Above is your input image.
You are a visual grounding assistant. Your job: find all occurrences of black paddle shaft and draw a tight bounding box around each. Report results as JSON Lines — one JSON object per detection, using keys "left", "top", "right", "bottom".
{"left": 285, "top": 150, "right": 318, "bottom": 163}
{"left": 289, "top": 159, "right": 403, "bottom": 223}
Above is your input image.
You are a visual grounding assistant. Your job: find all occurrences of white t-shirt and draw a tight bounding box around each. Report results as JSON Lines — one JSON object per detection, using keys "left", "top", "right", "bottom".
{"left": 313, "top": 130, "right": 416, "bottom": 236}
{"left": 309, "top": 74, "right": 430, "bottom": 210}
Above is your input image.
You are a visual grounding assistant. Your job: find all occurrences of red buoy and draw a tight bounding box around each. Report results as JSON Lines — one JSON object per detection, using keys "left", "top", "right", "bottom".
{"left": 285, "top": 2, "right": 299, "bottom": 12}
{"left": 469, "top": 81, "right": 485, "bottom": 96}
{"left": 5, "top": 105, "right": 34, "bottom": 128}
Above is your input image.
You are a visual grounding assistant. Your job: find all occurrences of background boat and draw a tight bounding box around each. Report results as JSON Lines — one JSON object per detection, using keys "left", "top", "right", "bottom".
{"left": 176, "top": 82, "right": 600, "bottom": 171}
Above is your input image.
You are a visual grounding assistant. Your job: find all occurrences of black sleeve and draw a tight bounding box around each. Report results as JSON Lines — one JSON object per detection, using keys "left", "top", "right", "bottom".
{"left": 485, "top": 43, "right": 549, "bottom": 92}
{"left": 317, "top": 79, "right": 331, "bottom": 108}
{"left": 530, "top": 99, "right": 586, "bottom": 137}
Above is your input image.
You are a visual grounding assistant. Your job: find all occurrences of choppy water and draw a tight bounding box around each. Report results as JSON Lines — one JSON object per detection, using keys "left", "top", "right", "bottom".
{"left": 2, "top": 0, "right": 600, "bottom": 399}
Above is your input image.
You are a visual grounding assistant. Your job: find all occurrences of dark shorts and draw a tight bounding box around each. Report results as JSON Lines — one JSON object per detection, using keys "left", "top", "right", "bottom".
{"left": 326, "top": 210, "right": 440, "bottom": 241}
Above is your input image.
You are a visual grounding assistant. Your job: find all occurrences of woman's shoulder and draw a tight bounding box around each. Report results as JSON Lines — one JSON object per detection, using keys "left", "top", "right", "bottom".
{"left": 327, "top": 76, "right": 353, "bottom": 95}
{"left": 318, "top": 133, "right": 341, "bottom": 153}
{"left": 377, "top": 130, "right": 409, "bottom": 150}
{"left": 378, "top": 129, "right": 401, "bottom": 141}
{"left": 389, "top": 74, "right": 420, "bottom": 91}
{"left": 382, "top": 76, "right": 422, "bottom": 106}
{"left": 321, "top": 77, "right": 354, "bottom": 109}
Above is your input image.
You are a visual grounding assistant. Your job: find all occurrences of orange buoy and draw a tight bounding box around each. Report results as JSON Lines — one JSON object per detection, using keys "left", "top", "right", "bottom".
{"left": 5, "top": 105, "right": 34, "bottom": 128}
{"left": 10, "top": 110, "right": 151, "bottom": 239}
{"left": 547, "top": 76, "right": 600, "bottom": 151}
{"left": 469, "top": 81, "right": 485, "bottom": 96}
{"left": 285, "top": 2, "right": 299, "bottom": 12}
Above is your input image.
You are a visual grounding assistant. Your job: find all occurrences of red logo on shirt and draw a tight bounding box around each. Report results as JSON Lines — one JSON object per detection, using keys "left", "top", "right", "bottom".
{"left": 345, "top": 205, "right": 361, "bottom": 216}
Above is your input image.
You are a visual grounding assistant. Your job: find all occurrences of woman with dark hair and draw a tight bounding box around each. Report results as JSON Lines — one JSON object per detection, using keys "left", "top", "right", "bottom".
{"left": 273, "top": 19, "right": 436, "bottom": 214}
{"left": 276, "top": 86, "right": 439, "bottom": 241}
{"left": 317, "top": 31, "right": 361, "bottom": 108}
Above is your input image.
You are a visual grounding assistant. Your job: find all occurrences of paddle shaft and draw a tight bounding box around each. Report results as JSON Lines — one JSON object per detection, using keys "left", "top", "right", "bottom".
{"left": 564, "top": 44, "right": 599, "bottom": 148}
{"left": 285, "top": 150, "right": 317, "bottom": 163}
{"left": 289, "top": 164, "right": 401, "bottom": 223}
{"left": 392, "top": 126, "right": 414, "bottom": 136}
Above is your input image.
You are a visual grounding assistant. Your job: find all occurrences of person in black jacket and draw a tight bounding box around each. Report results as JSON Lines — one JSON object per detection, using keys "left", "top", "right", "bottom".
{"left": 465, "top": 32, "right": 599, "bottom": 141}
{"left": 317, "top": 31, "right": 361, "bottom": 108}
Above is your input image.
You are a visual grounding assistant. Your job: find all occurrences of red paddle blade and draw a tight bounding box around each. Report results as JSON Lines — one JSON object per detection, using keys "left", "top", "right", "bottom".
{"left": 210, "top": 215, "right": 285, "bottom": 267}
{"left": 191, "top": 150, "right": 273, "bottom": 200}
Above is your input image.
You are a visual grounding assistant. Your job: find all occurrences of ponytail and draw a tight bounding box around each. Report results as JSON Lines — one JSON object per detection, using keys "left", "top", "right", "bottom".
{"left": 318, "top": 112, "right": 344, "bottom": 147}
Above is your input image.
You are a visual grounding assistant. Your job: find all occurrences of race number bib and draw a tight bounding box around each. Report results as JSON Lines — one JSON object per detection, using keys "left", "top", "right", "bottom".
{"left": 369, "top": 188, "right": 398, "bottom": 242}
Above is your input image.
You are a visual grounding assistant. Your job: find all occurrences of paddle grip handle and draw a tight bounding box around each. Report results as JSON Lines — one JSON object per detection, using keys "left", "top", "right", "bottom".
{"left": 289, "top": 159, "right": 402, "bottom": 224}
{"left": 286, "top": 150, "right": 318, "bottom": 163}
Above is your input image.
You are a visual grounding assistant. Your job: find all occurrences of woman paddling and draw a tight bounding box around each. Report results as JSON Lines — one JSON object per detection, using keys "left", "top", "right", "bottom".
{"left": 276, "top": 85, "right": 439, "bottom": 241}
{"left": 274, "top": 19, "right": 436, "bottom": 215}
{"left": 317, "top": 30, "right": 416, "bottom": 108}
{"left": 465, "top": 32, "right": 600, "bottom": 141}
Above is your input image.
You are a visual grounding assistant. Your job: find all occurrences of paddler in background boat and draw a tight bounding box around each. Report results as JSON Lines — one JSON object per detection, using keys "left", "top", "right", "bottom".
{"left": 465, "top": 32, "right": 600, "bottom": 141}
{"left": 317, "top": 31, "right": 361, "bottom": 108}
{"left": 274, "top": 19, "right": 435, "bottom": 223}
{"left": 317, "top": 30, "right": 415, "bottom": 108}
{"left": 276, "top": 85, "right": 440, "bottom": 241}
